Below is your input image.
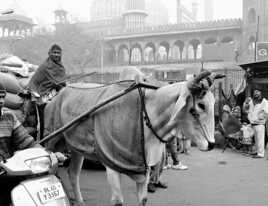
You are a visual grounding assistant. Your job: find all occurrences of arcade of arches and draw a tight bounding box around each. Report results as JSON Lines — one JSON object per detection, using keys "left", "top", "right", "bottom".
{"left": 0, "top": 25, "right": 33, "bottom": 37}
{"left": 108, "top": 36, "right": 236, "bottom": 65}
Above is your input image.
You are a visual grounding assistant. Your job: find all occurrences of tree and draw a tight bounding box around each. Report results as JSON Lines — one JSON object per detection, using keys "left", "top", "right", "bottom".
{"left": 13, "top": 23, "right": 101, "bottom": 74}
{"left": 54, "top": 23, "right": 101, "bottom": 73}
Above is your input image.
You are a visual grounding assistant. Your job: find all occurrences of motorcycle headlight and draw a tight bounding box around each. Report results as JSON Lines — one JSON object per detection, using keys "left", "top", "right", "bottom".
{"left": 25, "top": 156, "right": 52, "bottom": 174}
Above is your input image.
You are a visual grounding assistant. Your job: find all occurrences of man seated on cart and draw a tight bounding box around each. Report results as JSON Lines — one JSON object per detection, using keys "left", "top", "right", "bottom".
{"left": 28, "top": 44, "right": 67, "bottom": 103}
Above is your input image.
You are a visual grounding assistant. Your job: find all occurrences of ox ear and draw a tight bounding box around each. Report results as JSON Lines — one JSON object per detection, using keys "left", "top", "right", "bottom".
{"left": 18, "top": 90, "right": 32, "bottom": 99}
{"left": 187, "top": 71, "right": 211, "bottom": 96}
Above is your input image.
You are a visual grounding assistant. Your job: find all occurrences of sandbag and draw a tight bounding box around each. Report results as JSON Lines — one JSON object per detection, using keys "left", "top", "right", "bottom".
{"left": 4, "top": 92, "right": 23, "bottom": 110}
{"left": 0, "top": 72, "right": 23, "bottom": 94}
{"left": 18, "top": 77, "right": 31, "bottom": 89}
{"left": 3, "top": 107, "right": 25, "bottom": 123}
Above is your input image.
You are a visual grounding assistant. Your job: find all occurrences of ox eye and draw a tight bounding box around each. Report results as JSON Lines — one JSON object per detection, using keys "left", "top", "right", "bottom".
{"left": 189, "top": 108, "right": 199, "bottom": 119}
{"left": 198, "top": 103, "right": 206, "bottom": 111}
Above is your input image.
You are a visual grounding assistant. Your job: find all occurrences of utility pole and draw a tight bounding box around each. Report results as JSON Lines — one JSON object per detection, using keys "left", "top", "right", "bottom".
{"left": 254, "top": 15, "right": 260, "bottom": 62}
{"left": 100, "top": 39, "right": 104, "bottom": 83}
{"left": 129, "top": 45, "right": 132, "bottom": 65}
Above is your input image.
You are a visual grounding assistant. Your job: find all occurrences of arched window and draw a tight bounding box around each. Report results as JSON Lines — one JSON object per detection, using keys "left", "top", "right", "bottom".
{"left": 144, "top": 48, "right": 154, "bottom": 62}
{"left": 131, "top": 47, "right": 142, "bottom": 63}
{"left": 188, "top": 45, "right": 195, "bottom": 59}
{"left": 170, "top": 45, "right": 181, "bottom": 60}
{"left": 158, "top": 46, "right": 168, "bottom": 61}
{"left": 196, "top": 44, "right": 202, "bottom": 59}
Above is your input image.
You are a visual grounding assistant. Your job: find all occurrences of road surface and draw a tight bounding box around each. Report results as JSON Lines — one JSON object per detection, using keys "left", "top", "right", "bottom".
{"left": 58, "top": 147, "right": 268, "bottom": 206}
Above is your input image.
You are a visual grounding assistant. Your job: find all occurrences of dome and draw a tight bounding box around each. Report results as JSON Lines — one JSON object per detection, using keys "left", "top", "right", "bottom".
{"left": 146, "top": 0, "right": 169, "bottom": 26}
{"left": 90, "top": 0, "right": 125, "bottom": 21}
{"left": 0, "top": 0, "right": 34, "bottom": 25}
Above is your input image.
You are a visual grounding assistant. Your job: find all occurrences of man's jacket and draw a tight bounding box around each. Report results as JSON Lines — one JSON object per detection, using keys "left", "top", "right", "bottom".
{"left": 28, "top": 58, "right": 66, "bottom": 96}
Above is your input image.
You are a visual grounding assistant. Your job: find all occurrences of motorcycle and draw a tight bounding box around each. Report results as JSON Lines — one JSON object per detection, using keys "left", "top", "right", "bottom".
{"left": 0, "top": 147, "right": 70, "bottom": 206}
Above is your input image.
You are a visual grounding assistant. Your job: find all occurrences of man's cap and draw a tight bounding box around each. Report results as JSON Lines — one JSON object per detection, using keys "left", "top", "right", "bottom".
{"left": 50, "top": 44, "right": 62, "bottom": 51}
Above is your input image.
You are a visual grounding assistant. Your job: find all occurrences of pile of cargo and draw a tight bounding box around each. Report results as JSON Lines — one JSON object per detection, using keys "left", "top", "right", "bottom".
{"left": 0, "top": 72, "right": 25, "bottom": 121}
{"left": 0, "top": 55, "right": 38, "bottom": 135}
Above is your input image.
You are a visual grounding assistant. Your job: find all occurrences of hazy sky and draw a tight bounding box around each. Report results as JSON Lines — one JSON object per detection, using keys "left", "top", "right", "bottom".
{"left": 1, "top": 0, "right": 243, "bottom": 25}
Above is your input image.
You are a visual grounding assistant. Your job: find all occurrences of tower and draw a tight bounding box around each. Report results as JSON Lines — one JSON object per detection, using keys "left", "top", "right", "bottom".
{"left": 242, "top": 0, "right": 268, "bottom": 61}
{"left": 191, "top": 1, "right": 199, "bottom": 21}
{"left": 177, "top": 0, "right": 197, "bottom": 23}
{"left": 54, "top": 6, "right": 68, "bottom": 25}
{"left": 54, "top": 6, "right": 69, "bottom": 33}
{"left": 177, "top": 0, "right": 182, "bottom": 23}
{"left": 123, "top": 0, "right": 148, "bottom": 31}
{"left": 204, "top": 0, "right": 213, "bottom": 21}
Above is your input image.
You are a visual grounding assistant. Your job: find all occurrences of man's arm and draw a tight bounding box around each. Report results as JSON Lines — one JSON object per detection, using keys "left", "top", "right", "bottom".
{"left": 12, "top": 124, "right": 36, "bottom": 150}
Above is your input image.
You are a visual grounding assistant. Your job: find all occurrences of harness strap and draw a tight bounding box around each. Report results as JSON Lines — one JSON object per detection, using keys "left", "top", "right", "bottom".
{"left": 138, "top": 87, "right": 169, "bottom": 144}
{"left": 192, "top": 96, "right": 211, "bottom": 143}
{"left": 138, "top": 87, "right": 149, "bottom": 172}
{"left": 35, "top": 104, "right": 41, "bottom": 142}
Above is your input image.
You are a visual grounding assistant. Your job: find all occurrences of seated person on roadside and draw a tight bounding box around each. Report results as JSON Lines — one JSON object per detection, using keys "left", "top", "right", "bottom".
{"left": 221, "top": 104, "right": 242, "bottom": 132}
{"left": 231, "top": 106, "right": 242, "bottom": 122}
{"left": 243, "top": 89, "right": 268, "bottom": 158}
{"left": 28, "top": 44, "right": 67, "bottom": 102}
{"left": 0, "top": 82, "right": 65, "bottom": 205}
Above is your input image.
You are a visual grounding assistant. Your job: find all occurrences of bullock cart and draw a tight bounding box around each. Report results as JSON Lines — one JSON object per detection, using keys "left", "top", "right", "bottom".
{"left": 38, "top": 78, "right": 160, "bottom": 145}
{"left": 37, "top": 70, "right": 219, "bottom": 206}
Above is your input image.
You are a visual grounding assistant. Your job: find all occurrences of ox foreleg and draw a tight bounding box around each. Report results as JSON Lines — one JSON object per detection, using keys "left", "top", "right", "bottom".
{"left": 106, "top": 167, "right": 124, "bottom": 206}
{"left": 136, "top": 170, "right": 150, "bottom": 206}
{"left": 68, "top": 150, "right": 84, "bottom": 203}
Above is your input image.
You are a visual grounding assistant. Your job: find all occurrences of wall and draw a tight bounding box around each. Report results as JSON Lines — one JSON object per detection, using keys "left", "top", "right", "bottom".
{"left": 203, "top": 43, "right": 236, "bottom": 61}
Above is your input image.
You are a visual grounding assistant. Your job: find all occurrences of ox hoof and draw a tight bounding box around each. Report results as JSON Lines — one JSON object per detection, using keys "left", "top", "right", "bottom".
{"left": 111, "top": 199, "right": 123, "bottom": 206}
{"left": 71, "top": 200, "right": 86, "bottom": 206}
{"left": 113, "top": 203, "right": 123, "bottom": 206}
{"left": 140, "top": 198, "right": 147, "bottom": 206}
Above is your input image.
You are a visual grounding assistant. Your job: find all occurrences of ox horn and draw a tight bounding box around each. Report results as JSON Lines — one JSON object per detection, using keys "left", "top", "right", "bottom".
{"left": 206, "top": 73, "right": 226, "bottom": 87}
{"left": 213, "top": 73, "right": 226, "bottom": 80}
{"left": 187, "top": 70, "right": 211, "bottom": 94}
{"left": 193, "top": 70, "right": 211, "bottom": 84}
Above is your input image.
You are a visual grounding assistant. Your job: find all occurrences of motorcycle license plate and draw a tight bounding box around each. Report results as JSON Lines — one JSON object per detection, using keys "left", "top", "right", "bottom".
{"left": 38, "top": 182, "right": 65, "bottom": 204}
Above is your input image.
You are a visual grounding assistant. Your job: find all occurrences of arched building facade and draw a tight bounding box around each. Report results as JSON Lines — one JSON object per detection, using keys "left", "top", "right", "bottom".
{"left": 105, "top": 19, "right": 242, "bottom": 65}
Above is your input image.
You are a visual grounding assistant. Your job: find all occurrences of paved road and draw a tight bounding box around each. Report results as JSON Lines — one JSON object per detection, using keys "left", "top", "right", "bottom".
{"left": 58, "top": 148, "right": 268, "bottom": 206}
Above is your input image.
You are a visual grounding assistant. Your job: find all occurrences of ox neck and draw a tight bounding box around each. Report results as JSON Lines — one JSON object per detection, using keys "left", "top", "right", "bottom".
{"left": 144, "top": 82, "right": 186, "bottom": 142}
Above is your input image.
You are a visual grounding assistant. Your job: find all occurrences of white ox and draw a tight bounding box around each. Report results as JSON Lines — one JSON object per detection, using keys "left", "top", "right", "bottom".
{"left": 44, "top": 70, "right": 221, "bottom": 206}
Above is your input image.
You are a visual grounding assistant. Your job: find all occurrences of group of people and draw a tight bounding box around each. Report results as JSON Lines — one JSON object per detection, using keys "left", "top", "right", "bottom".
{"left": 1, "top": 42, "right": 268, "bottom": 203}
{"left": 0, "top": 44, "right": 67, "bottom": 205}
{"left": 243, "top": 89, "right": 268, "bottom": 158}
{"left": 223, "top": 89, "right": 268, "bottom": 158}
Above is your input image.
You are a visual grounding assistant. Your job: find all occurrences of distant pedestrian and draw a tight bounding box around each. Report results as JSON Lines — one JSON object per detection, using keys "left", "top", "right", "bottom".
{"left": 147, "top": 150, "right": 167, "bottom": 193}
{"left": 243, "top": 89, "right": 268, "bottom": 158}
{"left": 164, "top": 136, "right": 188, "bottom": 170}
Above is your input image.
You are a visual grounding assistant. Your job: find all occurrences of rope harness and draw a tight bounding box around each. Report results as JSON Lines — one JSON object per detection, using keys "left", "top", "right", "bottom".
{"left": 191, "top": 95, "right": 211, "bottom": 144}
